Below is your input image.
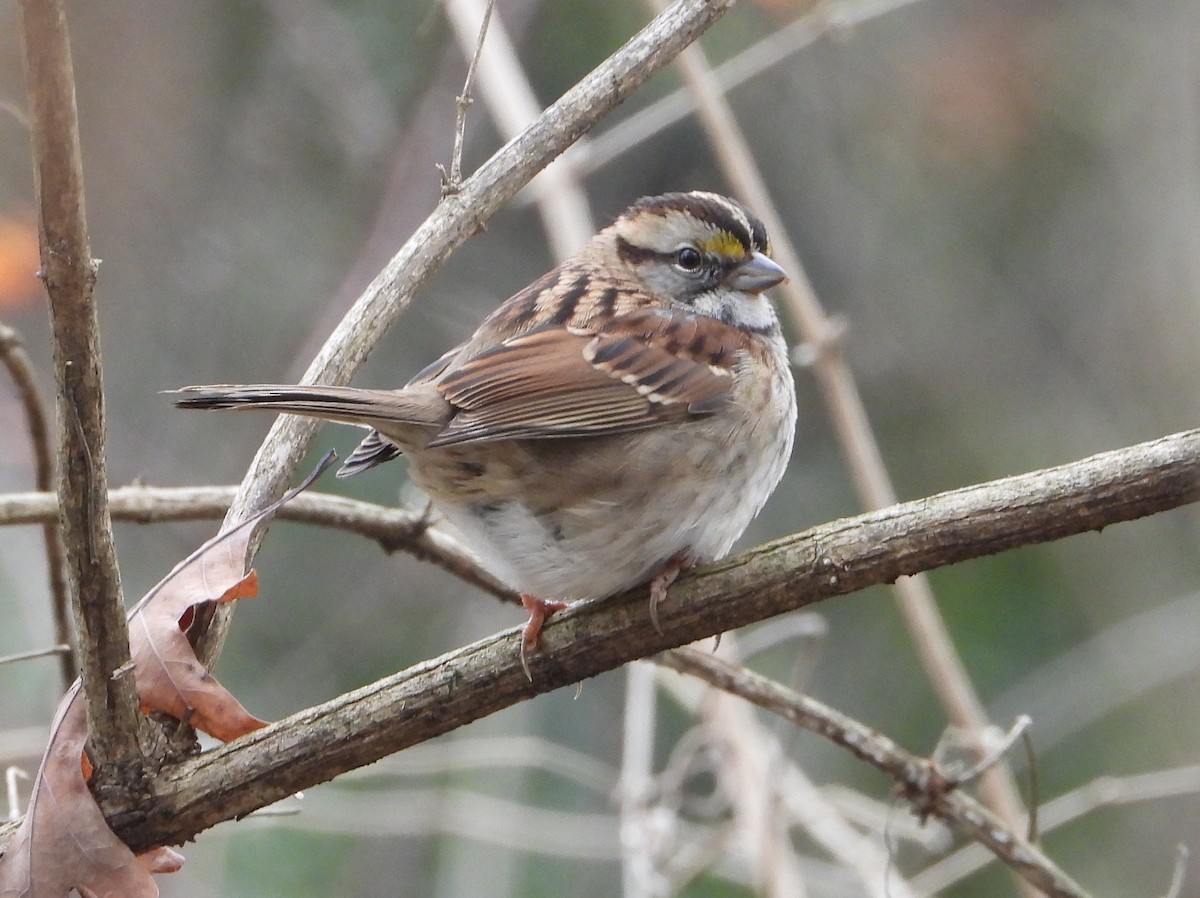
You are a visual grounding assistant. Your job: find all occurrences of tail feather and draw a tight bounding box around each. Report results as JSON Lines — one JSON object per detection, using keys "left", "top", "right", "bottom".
{"left": 337, "top": 430, "right": 403, "bottom": 478}
{"left": 171, "top": 383, "right": 448, "bottom": 438}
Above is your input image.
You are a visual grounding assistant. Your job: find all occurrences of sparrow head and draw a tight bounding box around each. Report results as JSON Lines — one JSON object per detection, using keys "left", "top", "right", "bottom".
{"left": 603, "top": 191, "right": 788, "bottom": 332}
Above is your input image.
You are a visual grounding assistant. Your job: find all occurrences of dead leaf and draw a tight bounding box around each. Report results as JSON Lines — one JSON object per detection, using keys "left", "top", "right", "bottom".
{"left": 75, "top": 848, "right": 184, "bottom": 898}
{"left": 0, "top": 686, "right": 160, "bottom": 898}
{"left": 0, "top": 454, "right": 335, "bottom": 897}
{"left": 129, "top": 559, "right": 265, "bottom": 742}
{"left": 126, "top": 450, "right": 334, "bottom": 741}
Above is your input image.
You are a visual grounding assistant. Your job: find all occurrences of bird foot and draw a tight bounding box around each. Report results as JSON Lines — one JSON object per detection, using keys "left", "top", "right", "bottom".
{"left": 648, "top": 550, "right": 696, "bottom": 635}
{"left": 519, "top": 594, "right": 568, "bottom": 681}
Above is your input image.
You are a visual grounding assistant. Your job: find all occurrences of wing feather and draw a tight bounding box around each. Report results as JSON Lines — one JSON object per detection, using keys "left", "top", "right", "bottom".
{"left": 428, "top": 309, "right": 747, "bottom": 447}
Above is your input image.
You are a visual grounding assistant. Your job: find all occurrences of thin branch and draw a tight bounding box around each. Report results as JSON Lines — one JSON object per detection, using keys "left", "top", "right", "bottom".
{"left": 259, "top": 786, "right": 621, "bottom": 859}
{"left": 657, "top": 649, "right": 1090, "bottom": 898}
{"left": 1162, "top": 845, "right": 1188, "bottom": 898}
{"left": 578, "top": 0, "right": 931, "bottom": 178}
{"left": 642, "top": 0, "right": 1033, "bottom": 864}
{"left": 619, "top": 662, "right": 660, "bottom": 898}
{"left": 443, "top": 0, "right": 595, "bottom": 257}
{"left": 439, "top": 0, "right": 495, "bottom": 195}
{"left": 992, "top": 591, "right": 1200, "bottom": 753}
{"left": 655, "top": 640, "right": 918, "bottom": 898}
{"left": 195, "top": 0, "right": 741, "bottom": 671}
{"left": 699, "top": 655, "right": 830, "bottom": 896}
{"left": 0, "top": 485, "right": 513, "bottom": 602}
{"left": 347, "top": 735, "right": 618, "bottom": 794}
{"left": 15, "top": 0, "right": 141, "bottom": 770}
{"left": 0, "top": 644, "right": 71, "bottom": 668}
{"left": 3, "top": 426, "right": 1185, "bottom": 855}
{"left": 939, "top": 715, "right": 1032, "bottom": 788}
{"left": 912, "top": 765, "right": 1200, "bottom": 893}
{"left": 0, "top": 322, "right": 74, "bottom": 689}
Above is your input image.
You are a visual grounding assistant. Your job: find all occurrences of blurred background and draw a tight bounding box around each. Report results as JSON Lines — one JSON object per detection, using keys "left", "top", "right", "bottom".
{"left": 2, "top": 0, "right": 1199, "bottom": 895}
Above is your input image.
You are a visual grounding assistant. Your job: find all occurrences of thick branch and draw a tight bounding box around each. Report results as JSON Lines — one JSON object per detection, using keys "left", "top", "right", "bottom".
{"left": 76, "top": 428, "right": 1198, "bottom": 851}
{"left": 16, "top": 0, "right": 141, "bottom": 768}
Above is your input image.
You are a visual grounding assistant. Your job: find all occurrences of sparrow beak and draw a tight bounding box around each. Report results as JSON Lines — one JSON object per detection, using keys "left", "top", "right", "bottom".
{"left": 726, "top": 252, "right": 788, "bottom": 294}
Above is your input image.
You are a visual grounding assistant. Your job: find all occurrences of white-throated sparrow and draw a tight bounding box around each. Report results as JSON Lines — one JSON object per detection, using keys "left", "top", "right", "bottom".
{"left": 175, "top": 192, "right": 797, "bottom": 675}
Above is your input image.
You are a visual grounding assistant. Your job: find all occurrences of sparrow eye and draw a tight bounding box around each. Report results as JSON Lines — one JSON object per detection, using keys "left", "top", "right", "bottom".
{"left": 675, "top": 247, "right": 703, "bottom": 272}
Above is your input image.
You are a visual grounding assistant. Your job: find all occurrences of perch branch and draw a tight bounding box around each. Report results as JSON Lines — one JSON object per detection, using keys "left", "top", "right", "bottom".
{"left": 8, "top": 427, "right": 1185, "bottom": 856}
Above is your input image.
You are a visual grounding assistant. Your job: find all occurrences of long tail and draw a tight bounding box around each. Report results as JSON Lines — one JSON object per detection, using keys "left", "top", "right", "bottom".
{"left": 170, "top": 383, "right": 448, "bottom": 433}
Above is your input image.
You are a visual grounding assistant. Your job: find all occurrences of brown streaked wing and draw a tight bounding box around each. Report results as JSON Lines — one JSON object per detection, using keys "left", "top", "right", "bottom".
{"left": 428, "top": 310, "right": 744, "bottom": 447}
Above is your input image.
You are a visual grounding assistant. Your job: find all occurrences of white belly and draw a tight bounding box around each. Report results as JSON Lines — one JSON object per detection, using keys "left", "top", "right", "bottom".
{"left": 428, "top": 373, "right": 796, "bottom": 602}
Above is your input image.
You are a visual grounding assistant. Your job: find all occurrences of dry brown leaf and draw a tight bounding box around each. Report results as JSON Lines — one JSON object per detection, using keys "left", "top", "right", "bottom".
{"left": 0, "top": 454, "right": 334, "bottom": 897}
{"left": 0, "top": 686, "right": 160, "bottom": 898}
{"left": 75, "top": 848, "right": 184, "bottom": 898}
{"left": 125, "top": 450, "right": 334, "bottom": 740}
{"left": 129, "top": 559, "right": 265, "bottom": 742}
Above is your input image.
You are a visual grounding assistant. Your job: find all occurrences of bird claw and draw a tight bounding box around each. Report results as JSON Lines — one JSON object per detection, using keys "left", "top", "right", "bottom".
{"left": 519, "top": 594, "right": 567, "bottom": 681}
{"left": 648, "top": 551, "right": 695, "bottom": 635}
{"left": 519, "top": 638, "right": 533, "bottom": 682}
{"left": 649, "top": 581, "right": 667, "bottom": 636}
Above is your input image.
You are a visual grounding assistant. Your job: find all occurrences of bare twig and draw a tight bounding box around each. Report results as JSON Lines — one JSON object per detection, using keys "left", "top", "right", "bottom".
{"left": 641, "top": 0, "right": 1033, "bottom": 870}
{"left": 443, "top": 0, "right": 595, "bottom": 257}
{"left": 698, "top": 653, "right": 828, "bottom": 896}
{"left": 993, "top": 592, "right": 1200, "bottom": 753}
{"left": 0, "top": 100, "right": 31, "bottom": 129}
{"left": 619, "top": 662, "right": 661, "bottom": 898}
{"left": 0, "top": 644, "right": 71, "bottom": 668}
{"left": 349, "top": 736, "right": 617, "bottom": 794}
{"left": 0, "top": 322, "right": 74, "bottom": 689}
{"left": 1162, "top": 845, "right": 1188, "bottom": 898}
{"left": 256, "top": 786, "right": 621, "bottom": 859}
{"left": 439, "top": 0, "right": 495, "bottom": 195}
{"left": 195, "top": 0, "right": 742, "bottom": 672}
{"left": 658, "top": 649, "right": 1090, "bottom": 898}
{"left": 0, "top": 426, "right": 1184, "bottom": 856}
{"left": 579, "top": 0, "right": 931, "bottom": 178}
{"left": 0, "top": 485, "right": 512, "bottom": 601}
{"left": 16, "top": 0, "right": 141, "bottom": 771}
{"left": 655, "top": 645, "right": 919, "bottom": 898}
{"left": 939, "top": 715, "right": 1032, "bottom": 788}
{"left": 1020, "top": 728, "right": 1039, "bottom": 841}
{"left": 913, "top": 765, "right": 1200, "bottom": 893}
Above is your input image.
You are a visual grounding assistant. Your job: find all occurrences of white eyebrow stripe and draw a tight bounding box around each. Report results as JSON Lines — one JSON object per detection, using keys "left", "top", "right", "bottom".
{"left": 690, "top": 191, "right": 754, "bottom": 249}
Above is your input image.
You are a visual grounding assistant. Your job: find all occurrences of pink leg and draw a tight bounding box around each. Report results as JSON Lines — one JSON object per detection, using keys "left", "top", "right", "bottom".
{"left": 520, "top": 594, "right": 568, "bottom": 680}
{"left": 648, "top": 550, "right": 696, "bottom": 635}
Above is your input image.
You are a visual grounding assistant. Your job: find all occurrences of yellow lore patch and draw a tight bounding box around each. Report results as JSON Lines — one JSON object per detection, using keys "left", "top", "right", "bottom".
{"left": 698, "top": 230, "right": 746, "bottom": 259}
